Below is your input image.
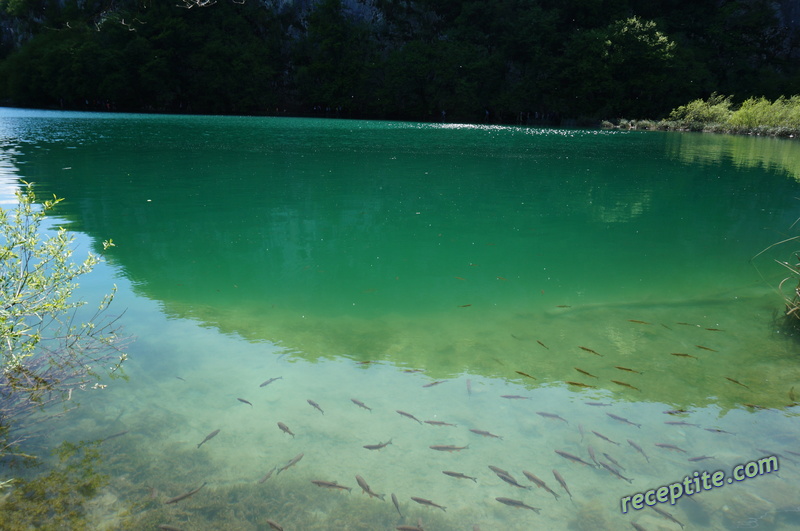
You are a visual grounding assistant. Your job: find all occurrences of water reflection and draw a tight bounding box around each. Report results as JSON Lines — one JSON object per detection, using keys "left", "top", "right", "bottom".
{"left": 0, "top": 110, "right": 799, "bottom": 529}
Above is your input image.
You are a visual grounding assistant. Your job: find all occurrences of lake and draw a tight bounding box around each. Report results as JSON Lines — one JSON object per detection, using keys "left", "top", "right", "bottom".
{"left": 1, "top": 108, "right": 799, "bottom": 530}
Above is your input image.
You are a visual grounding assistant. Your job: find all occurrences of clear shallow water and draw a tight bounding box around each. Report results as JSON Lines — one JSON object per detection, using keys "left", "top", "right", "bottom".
{"left": 0, "top": 108, "right": 799, "bottom": 530}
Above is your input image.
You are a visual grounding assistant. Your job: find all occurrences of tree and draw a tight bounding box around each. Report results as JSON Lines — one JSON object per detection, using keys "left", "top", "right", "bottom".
{"left": 0, "top": 183, "right": 127, "bottom": 470}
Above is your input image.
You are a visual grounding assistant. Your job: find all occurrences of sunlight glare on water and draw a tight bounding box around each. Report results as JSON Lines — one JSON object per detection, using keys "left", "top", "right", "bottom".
{"left": 0, "top": 109, "right": 799, "bottom": 530}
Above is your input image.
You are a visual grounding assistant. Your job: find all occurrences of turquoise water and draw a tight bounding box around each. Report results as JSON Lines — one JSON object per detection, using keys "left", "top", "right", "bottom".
{"left": 1, "top": 108, "right": 799, "bottom": 530}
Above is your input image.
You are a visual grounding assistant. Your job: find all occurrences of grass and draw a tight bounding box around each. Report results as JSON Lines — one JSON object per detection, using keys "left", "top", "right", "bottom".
{"left": 603, "top": 93, "right": 800, "bottom": 137}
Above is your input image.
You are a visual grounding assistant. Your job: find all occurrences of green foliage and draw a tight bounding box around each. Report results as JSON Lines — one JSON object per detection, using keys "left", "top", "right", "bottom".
{"left": 0, "top": 182, "right": 126, "bottom": 460}
{"left": 728, "top": 96, "right": 800, "bottom": 130}
{"left": 0, "top": 0, "right": 798, "bottom": 121}
{"left": 661, "top": 93, "right": 800, "bottom": 136}
{"left": 0, "top": 440, "right": 108, "bottom": 529}
{"left": 668, "top": 93, "right": 734, "bottom": 124}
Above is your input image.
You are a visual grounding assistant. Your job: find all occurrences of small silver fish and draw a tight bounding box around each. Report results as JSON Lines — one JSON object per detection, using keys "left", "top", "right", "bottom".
{"left": 397, "top": 410, "right": 423, "bottom": 424}
{"left": 277, "top": 453, "right": 303, "bottom": 474}
{"left": 442, "top": 470, "right": 478, "bottom": 483}
{"left": 411, "top": 496, "right": 447, "bottom": 512}
{"left": 259, "top": 377, "right": 283, "bottom": 388}
{"left": 363, "top": 439, "right": 392, "bottom": 450}
{"left": 197, "top": 429, "right": 220, "bottom": 449}
{"left": 495, "top": 497, "right": 540, "bottom": 513}
{"left": 355, "top": 474, "right": 385, "bottom": 500}
{"left": 164, "top": 482, "right": 207, "bottom": 504}
{"left": 307, "top": 399, "right": 324, "bottom": 415}
{"left": 277, "top": 422, "right": 294, "bottom": 438}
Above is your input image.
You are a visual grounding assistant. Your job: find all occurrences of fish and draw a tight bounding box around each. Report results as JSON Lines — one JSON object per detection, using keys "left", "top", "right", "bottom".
{"left": 628, "top": 319, "right": 651, "bottom": 324}
{"left": 356, "top": 360, "right": 374, "bottom": 365}
{"left": 566, "top": 381, "right": 596, "bottom": 388}
{"left": 458, "top": 304, "right": 472, "bottom": 307}
{"left": 443, "top": 471, "right": 477, "bottom": 483}
{"left": 664, "top": 408, "right": 690, "bottom": 415}
{"left": 651, "top": 506, "right": 686, "bottom": 528}
{"left": 363, "top": 439, "right": 392, "bottom": 450}
{"left": 670, "top": 352, "right": 698, "bottom": 360}
{"left": 631, "top": 523, "right": 647, "bottom": 531}
{"left": 495, "top": 497, "right": 540, "bottom": 513}
{"left": 469, "top": 428, "right": 503, "bottom": 439}
{"left": 688, "top": 456, "right": 715, "bottom": 462}
{"left": 706, "top": 328, "right": 724, "bottom": 331}
{"left": 397, "top": 410, "right": 423, "bottom": 424}
{"left": 175, "top": 376, "right": 186, "bottom": 381}
{"left": 454, "top": 277, "right": 466, "bottom": 281}
{"left": 537, "top": 340, "right": 549, "bottom": 349}
{"left": 578, "top": 346, "right": 602, "bottom": 356}
{"left": 536, "top": 411, "right": 568, "bottom": 423}
{"left": 259, "top": 376, "right": 283, "bottom": 387}
{"left": 430, "top": 444, "right": 469, "bottom": 452}
{"left": 277, "top": 422, "right": 294, "bottom": 438}
{"left": 555, "top": 449, "right": 594, "bottom": 467}
{"left": 100, "top": 430, "right": 129, "bottom": 443}
{"left": 704, "top": 428, "right": 735, "bottom": 435}
{"left": 488, "top": 465, "right": 511, "bottom": 476}
{"left": 500, "top": 395, "right": 530, "bottom": 400}
{"left": 790, "top": 386, "right": 797, "bottom": 402}
{"left": 665, "top": 421, "right": 700, "bottom": 427}
{"left": 496, "top": 276, "right": 507, "bottom": 280}
{"left": 355, "top": 475, "right": 385, "bottom": 500}
{"left": 615, "top": 366, "right": 642, "bottom": 374}
{"left": 606, "top": 413, "right": 641, "bottom": 428}
{"left": 592, "top": 430, "right": 621, "bottom": 445}
{"left": 351, "top": 398, "right": 372, "bottom": 411}
{"left": 515, "top": 371, "right": 536, "bottom": 380}
{"left": 311, "top": 480, "right": 352, "bottom": 492}
{"left": 395, "top": 526, "right": 423, "bottom": 531}
{"left": 627, "top": 439, "right": 650, "bottom": 462}
{"left": 556, "top": 305, "right": 571, "bottom": 308}
{"left": 258, "top": 466, "right": 276, "bottom": 484}
{"left": 307, "top": 399, "right": 324, "bottom": 414}
{"left": 277, "top": 453, "right": 303, "bottom": 474}
{"left": 164, "top": 482, "right": 207, "bottom": 504}
{"left": 587, "top": 445, "right": 600, "bottom": 466}
{"left": 585, "top": 401, "right": 612, "bottom": 407}
{"left": 495, "top": 472, "right": 531, "bottom": 489}
{"left": 552, "top": 469, "right": 572, "bottom": 499}
{"left": 237, "top": 398, "right": 253, "bottom": 406}
{"left": 578, "top": 424, "right": 586, "bottom": 441}
{"left": 676, "top": 322, "right": 697, "bottom": 326}
{"left": 411, "top": 496, "right": 447, "bottom": 512}
{"left": 603, "top": 453, "right": 624, "bottom": 470}
{"left": 600, "top": 461, "right": 633, "bottom": 483}
{"left": 391, "top": 493, "right": 403, "bottom": 517}
{"left": 197, "top": 429, "right": 220, "bottom": 449}
{"left": 574, "top": 367, "right": 598, "bottom": 378}
{"left": 655, "top": 443, "right": 687, "bottom": 453}
{"left": 725, "top": 377, "right": 750, "bottom": 389}
{"left": 611, "top": 380, "right": 641, "bottom": 392}
{"left": 423, "top": 380, "right": 446, "bottom": 387}
{"left": 695, "top": 345, "right": 718, "bottom": 352}
{"left": 466, "top": 379, "right": 472, "bottom": 396}
{"left": 266, "top": 520, "right": 284, "bottom": 531}
{"left": 522, "top": 470, "right": 560, "bottom": 500}
{"left": 424, "top": 420, "right": 458, "bottom": 427}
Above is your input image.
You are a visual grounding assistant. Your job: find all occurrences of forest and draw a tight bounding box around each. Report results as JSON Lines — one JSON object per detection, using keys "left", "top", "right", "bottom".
{"left": 0, "top": 0, "right": 798, "bottom": 123}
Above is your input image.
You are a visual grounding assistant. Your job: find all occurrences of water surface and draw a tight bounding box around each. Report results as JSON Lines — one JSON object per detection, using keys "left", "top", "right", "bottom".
{"left": 1, "top": 108, "right": 799, "bottom": 530}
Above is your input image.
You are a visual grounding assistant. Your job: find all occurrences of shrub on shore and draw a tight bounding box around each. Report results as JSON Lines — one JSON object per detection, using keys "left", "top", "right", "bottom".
{"left": 603, "top": 94, "right": 800, "bottom": 137}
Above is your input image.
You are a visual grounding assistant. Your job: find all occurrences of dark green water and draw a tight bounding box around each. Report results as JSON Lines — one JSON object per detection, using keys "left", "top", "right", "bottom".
{"left": 1, "top": 108, "right": 799, "bottom": 530}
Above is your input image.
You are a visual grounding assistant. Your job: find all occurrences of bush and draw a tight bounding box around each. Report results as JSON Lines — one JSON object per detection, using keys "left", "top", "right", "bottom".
{"left": 668, "top": 92, "right": 733, "bottom": 124}
{"left": 0, "top": 183, "right": 127, "bottom": 467}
